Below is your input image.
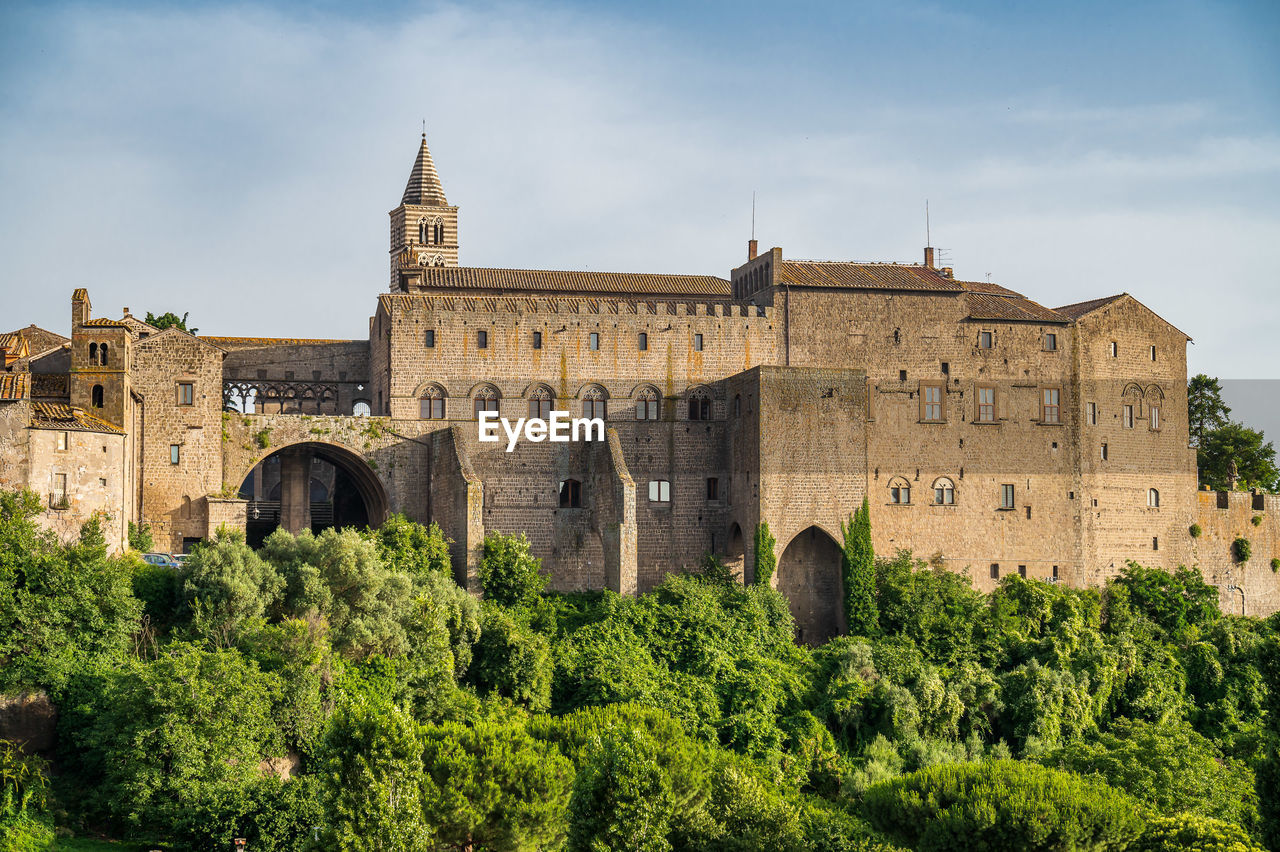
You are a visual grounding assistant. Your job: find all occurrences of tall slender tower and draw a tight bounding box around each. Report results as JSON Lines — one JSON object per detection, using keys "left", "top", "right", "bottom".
{"left": 390, "top": 133, "right": 459, "bottom": 290}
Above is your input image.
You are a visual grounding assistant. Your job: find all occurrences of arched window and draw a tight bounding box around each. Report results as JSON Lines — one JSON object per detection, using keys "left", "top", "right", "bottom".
{"left": 734, "top": 394, "right": 741, "bottom": 417}
{"left": 582, "top": 384, "right": 607, "bottom": 419}
{"left": 559, "top": 478, "right": 581, "bottom": 508}
{"left": 528, "top": 385, "right": 554, "bottom": 419}
{"left": 433, "top": 218, "right": 444, "bottom": 245}
{"left": 1147, "top": 488, "right": 1160, "bottom": 508}
{"left": 352, "top": 399, "right": 371, "bottom": 417}
{"left": 687, "top": 387, "right": 711, "bottom": 421}
{"left": 933, "top": 477, "right": 956, "bottom": 505}
{"left": 91, "top": 384, "right": 104, "bottom": 408}
{"left": 635, "top": 386, "right": 660, "bottom": 421}
{"left": 419, "top": 218, "right": 430, "bottom": 244}
{"left": 99, "top": 343, "right": 108, "bottom": 366}
{"left": 473, "top": 384, "right": 500, "bottom": 419}
{"left": 88, "top": 342, "right": 97, "bottom": 363}
{"left": 888, "top": 476, "right": 911, "bottom": 505}
{"left": 419, "top": 384, "right": 447, "bottom": 419}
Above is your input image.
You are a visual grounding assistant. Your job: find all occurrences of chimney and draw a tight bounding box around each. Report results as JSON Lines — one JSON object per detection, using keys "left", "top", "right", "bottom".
{"left": 924, "top": 247, "right": 935, "bottom": 268}
{"left": 940, "top": 267, "right": 954, "bottom": 279}
{"left": 71, "top": 289, "right": 90, "bottom": 328}
{"left": 748, "top": 239, "right": 758, "bottom": 261}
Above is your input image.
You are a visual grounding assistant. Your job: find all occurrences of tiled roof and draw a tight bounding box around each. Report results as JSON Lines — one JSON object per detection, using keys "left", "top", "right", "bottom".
{"left": 202, "top": 336, "right": 358, "bottom": 349}
{"left": 776, "top": 261, "right": 966, "bottom": 293}
{"left": 1054, "top": 294, "right": 1127, "bottom": 320}
{"left": 81, "top": 318, "right": 128, "bottom": 328}
{"left": 2, "top": 326, "right": 69, "bottom": 357}
{"left": 414, "top": 266, "right": 733, "bottom": 297}
{"left": 72, "top": 288, "right": 88, "bottom": 301}
{"left": 0, "top": 334, "right": 29, "bottom": 359}
{"left": 30, "top": 402, "right": 123, "bottom": 434}
{"left": 30, "top": 373, "right": 68, "bottom": 399}
{"left": 961, "top": 279, "right": 1023, "bottom": 298}
{"left": 0, "top": 372, "right": 29, "bottom": 400}
{"left": 402, "top": 134, "right": 449, "bottom": 207}
{"left": 965, "top": 292, "right": 1068, "bottom": 323}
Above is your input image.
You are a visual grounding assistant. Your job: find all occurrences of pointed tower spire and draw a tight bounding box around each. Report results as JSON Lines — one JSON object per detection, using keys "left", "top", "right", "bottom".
{"left": 402, "top": 132, "right": 448, "bottom": 207}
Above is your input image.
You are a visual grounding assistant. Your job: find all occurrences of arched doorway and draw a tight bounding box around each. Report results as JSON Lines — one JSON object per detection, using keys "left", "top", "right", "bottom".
{"left": 725, "top": 522, "right": 745, "bottom": 582}
{"left": 776, "top": 526, "right": 843, "bottom": 646}
{"left": 238, "top": 442, "right": 389, "bottom": 547}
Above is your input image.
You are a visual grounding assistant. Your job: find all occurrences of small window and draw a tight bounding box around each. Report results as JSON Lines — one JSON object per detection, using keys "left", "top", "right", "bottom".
{"left": 476, "top": 330, "right": 488, "bottom": 349}
{"left": 979, "top": 330, "right": 993, "bottom": 349}
{"left": 532, "top": 331, "right": 542, "bottom": 349}
{"left": 1026, "top": 506, "right": 1032, "bottom": 520}
{"left": 648, "top": 480, "right": 671, "bottom": 502}
{"left": 99, "top": 343, "right": 109, "bottom": 366}
{"left": 1041, "top": 388, "right": 1060, "bottom": 423}
{"left": 1087, "top": 402, "right": 1097, "bottom": 425}
{"left": 91, "top": 384, "right": 104, "bottom": 408}
{"left": 1150, "top": 345, "right": 1156, "bottom": 361}
{"left": 636, "top": 390, "right": 660, "bottom": 421}
{"left": 1110, "top": 341, "right": 1118, "bottom": 357}
{"left": 1044, "top": 332, "right": 1057, "bottom": 351}
{"left": 1147, "top": 488, "right": 1160, "bottom": 508}
{"left": 56, "top": 431, "right": 68, "bottom": 451}
{"left": 1150, "top": 406, "right": 1160, "bottom": 430}
{"left": 990, "top": 563, "right": 1000, "bottom": 580}
{"left": 933, "top": 478, "right": 955, "bottom": 505}
{"left": 921, "top": 384, "right": 944, "bottom": 422}
{"left": 899, "top": 369, "right": 907, "bottom": 382}
{"left": 1000, "top": 483, "right": 1015, "bottom": 509}
{"left": 1052, "top": 565, "right": 1059, "bottom": 581}
{"left": 52, "top": 472, "right": 68, "bottom": 506}
{"left": 889, "top": 478, "right": 911, "bottom": 505}
{"left": 425, "top": 329, "right": 436, "bottom": 348}
{"left": 589, "top": 332, "right": 600, "bottom": 351}
{"left": 353, "top": 400, "right": 371, "bottom": 417}
{"left": 583, "top": 397, "right": 606, "bottom": 419}
{"left": 88, "top": 342, "right": 97, "bottom": 363}
{"left": 1018, "top": 565, "right": 1027, "bottom": 578}
{"left": 706, "top": 477, "right": 719, "bottom": 501}
{"left": 559, "top": 479, "right": 581, "bottom": 509}
{"left": 693, "top": 333, "right": 704, "bottom": 351}
{"left": 734, "top": 395, "right": 741, "bottom": 417}
{"left": 1153, "top": 536, "right": 1159, "bottom": 550}
{"left": 170, "top": 444, "right": 180, "bottom": 465}
{"left": 1101, "top": 443, "right": 1109, "bottom": 461}
{"left": 1123, "top": 404, "right": 1134, "bottom": 429}
{"left": 177, "top": 382, "right": 194, "bottom": 406}
{"left": 977, "top": 386, "right": 996, "bottom": 422}
{"left": 638, "top": 332, "right": 648, "bottom": 351}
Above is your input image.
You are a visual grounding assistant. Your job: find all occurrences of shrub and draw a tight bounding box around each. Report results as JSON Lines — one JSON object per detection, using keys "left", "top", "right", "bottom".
{"left": 1252, "top": 515, "right": 1264, "bottom": 527}
{"left": 1234, "top": 537, "right": 1252, "bottom": 563}
{"left": 479, "top": 532, "right": 548, "bottom": 608}
{"left": 1190, "top": 523, "right": 1203, "bottom": 538}
{"left": 1271, "top": 558, "right": 1279, "bottom": 573}
{"left": 862, "top": 759, "right": 1144, "bottom": 851}
{"left": 1132, "top": 814, "right": 1265, "bottom": 852}
{"left": 127, "top": 519, "right": 154, "bottom": 552}
{"left": 753, "top": 522, "right": 777, "bottom": 587}
{"left": 842, "top": 497, "right": 878, "bottom": 637}
{"left": 468, "top": 606, "right": 553, "bottom": 711}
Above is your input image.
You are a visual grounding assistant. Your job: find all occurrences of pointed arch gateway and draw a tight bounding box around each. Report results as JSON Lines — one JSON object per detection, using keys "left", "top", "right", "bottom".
{"left": 776, "top": 525, "right": 844, "bottom": 645}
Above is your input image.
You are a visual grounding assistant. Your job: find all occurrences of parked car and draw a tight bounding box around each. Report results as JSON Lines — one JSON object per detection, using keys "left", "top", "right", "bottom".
{"left": 142, "top": 552, "right": 179, "bottom": 569}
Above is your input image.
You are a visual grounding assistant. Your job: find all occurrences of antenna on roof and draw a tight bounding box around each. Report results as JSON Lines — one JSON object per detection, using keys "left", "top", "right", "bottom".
{"left": 926, "top": 199, "right": 931, "bottom": 248}
{"left": 751, "top": 191, "right": 756, "bottom": 240}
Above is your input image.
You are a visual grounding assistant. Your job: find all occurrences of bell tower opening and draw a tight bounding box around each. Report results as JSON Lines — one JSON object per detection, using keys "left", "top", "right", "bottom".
{"left": 390, "top": 132, "right": 460, "bottom": 290}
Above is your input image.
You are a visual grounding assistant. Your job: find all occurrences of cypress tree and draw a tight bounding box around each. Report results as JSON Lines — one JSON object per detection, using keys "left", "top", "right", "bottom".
{"left": 753, "top": 522, "right": 777, "bottom": 586}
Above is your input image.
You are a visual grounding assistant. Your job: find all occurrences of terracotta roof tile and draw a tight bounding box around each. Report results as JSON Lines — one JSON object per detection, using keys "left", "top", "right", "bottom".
{"left": 0, "top": 372, "right": 29, "bottom": 400}
{"left": 81, "top": 318, "right": 129, "bottom": 328}
{"left": 201, "top": 336, "right": 359, "bottom": 349}
{"left": 30, "top": 373, "right": 68, "bottom": 399}
{"left": 413, "top": 266, "right": 732, "bottom": 297}
{"left": 30, "top": 402, "right": 123, "bottom": 434}
{"left": 1054, "top": 294, "right": 1127, "bottom": 319}
{"left": 72, "top": 288, "right": 88, "bottom": 301}
{"left": 776, "top": 261, "right": 966, "bottom": 293}
{"left": 965, "top": 292, "right": 1068, "bottom": 323}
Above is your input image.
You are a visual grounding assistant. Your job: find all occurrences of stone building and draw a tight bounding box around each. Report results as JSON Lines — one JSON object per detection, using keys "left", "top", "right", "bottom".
{"left": 2, "top": 133, "right": 1276, "bottom": 639}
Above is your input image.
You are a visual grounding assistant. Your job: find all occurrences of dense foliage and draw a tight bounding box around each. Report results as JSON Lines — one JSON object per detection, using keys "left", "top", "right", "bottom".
{"left": 0, "top": 488, "right": 1278, "bottom": 850}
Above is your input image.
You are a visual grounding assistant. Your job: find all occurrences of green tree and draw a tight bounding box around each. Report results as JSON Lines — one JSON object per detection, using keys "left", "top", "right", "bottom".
{"left": 1132, "top": 815, "right": 1265, "bottom": 852}
{"left": 182, "top": 527, "right": 283, "bottom": 646}
{"left": 144, "top": 310, "right": 197, "bottom": 334}
{"left": 419, "top": 718, "right": 573, "bottom": 851}
{"left": 127, "top": 519, "right": 154, "bottom": 552}
{"left": 479, "top": 532, "right": 548, "bottom": 608}
{"left": 1198, "top": 421, "right": 1279, "bottom": 492}
{"left": 567, "top": 728, "right": 675, "bottom": 852}
{"left": 468, "top": 606, "right": 553, "bottom": 711}
{"left": 753, "top": 522, "right": 777, "bottom": 587}
{"left": 1188, "top": 374, "right": 1232, "bottom": 447}
{"left": 862, "top": 760, "right": 1145, "bottom": 852}
{"left": 370, "top": 514, "right": 452, "bottom": 579}
{"left": 842, "top": 498, "right": 878, "bottom": 637}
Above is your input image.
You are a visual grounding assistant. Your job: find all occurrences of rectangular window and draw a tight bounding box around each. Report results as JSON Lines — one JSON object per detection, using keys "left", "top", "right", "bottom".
{"left": 890, "top": 484, "right": 910, "bottom": 504}
{"left": 1101, "top": 443, "right": 1109, "bottom": 461}
{"left": 1041, "top": 388, "right": 1060, "bottom": 423}
{"left": 425, "top": 329, "right": 435, "bottom": 348}
{"left": 636, "top": 397, "right": 658, "bottom": 420}
{"left": 170, "top": 444, "right": 180, "bottom": 465}
{"left": 1000, "top": 483, "right": 1015, "bottom": 509}
{"left": 638, "top": 332, "right": 648, "bottom": 351}
{"left": 473, "top": 397, "right": 499, "bottom": 419}
{"left": 476, "top": 330, "right": 488, "bottom": 349}
{"left": 421, "top": 398, "right": 445, "bottom": 419}
{"left": 529, "top": 398, "right": 551, "bottom": 419}
{"left": 706, "top": 477, "right": 719, "bottom": 500}
{"left": 1110, "top": 341, "right": 1118, "bottom": 357}
{"left": 1123, "top": 404, "right": 1134, "bottom": 429}
{"left": 177, "top": 382, "right": 194, "bottom": 406}
{"left": 558, "top": 479, "right": 581, "bottom": 509}
{"left": 979, "top": 330, "right": 993, "bottom": 349}
{"left": 648, "top": 480, "right": 671, "bottom": 502}
{"left": 977, "top": 386, "right": 996, "bottom": 422}
{"left": 583, "top": 398, "right": 606, "bottom": 419}
{"left": 1044, "top": 332, "right": 1057, "bottom": 351}
{"left": 1150, "top": 406, "right": 1160, "bottom": 430}
{"left": 589, "top": 332, "right": 600, "bottom": 350}
{"left": 1153, "top": 536, "right": 1159, "bottom": 550}
{"left": 1150, "top": 345, "right": 1156, "bottom": 361}
{"left": 921, "top": 384, "right": 944, "bottom": 422}
{"left": 1026, "top": 506, "right": 1032, "bottom": 520}
{"left": 693, "top": 333, "right": 704, "bottom": 351}
{"left": 532, "top": 331, "right": 542, "bottom": 349}
{"left": 1087, "top": 402, "right": 1097, "bottom": 425}
{"left": 1018, "top": 565, "right": 1027, "bottom": 578}
{"left": 990, "top": 563, "right": 999, "bottom": 580}
{"left": 56, "top": 431, "right": 68, "bottom": 451}
{"left": 1052, "top": 565, "right": 1059, "bottom": 581}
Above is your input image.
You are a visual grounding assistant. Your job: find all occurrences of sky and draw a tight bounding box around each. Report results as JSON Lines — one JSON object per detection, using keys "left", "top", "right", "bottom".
{"left": 1, "top": 1, "right": 1278, "bottom": 393}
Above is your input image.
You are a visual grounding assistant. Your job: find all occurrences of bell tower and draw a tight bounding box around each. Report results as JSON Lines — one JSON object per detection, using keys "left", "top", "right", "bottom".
{"left": 390, "top": 132, "right": 459, "bottom": 290}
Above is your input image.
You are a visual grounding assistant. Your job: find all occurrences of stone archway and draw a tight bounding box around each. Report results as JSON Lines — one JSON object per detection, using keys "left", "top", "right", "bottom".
{"left": 776, "top": 525, "right": 843, "bottom": 646}
{"left": 237, "top": 441, "right": 390, "bottom": 547}
{"left": 726, "top": 522, "right": 745, "bottom": 582}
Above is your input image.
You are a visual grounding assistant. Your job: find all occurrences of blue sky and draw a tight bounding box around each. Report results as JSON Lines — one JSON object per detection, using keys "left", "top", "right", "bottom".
{"left": 1, "top": 1, "right": 1277, "bottom": 388}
